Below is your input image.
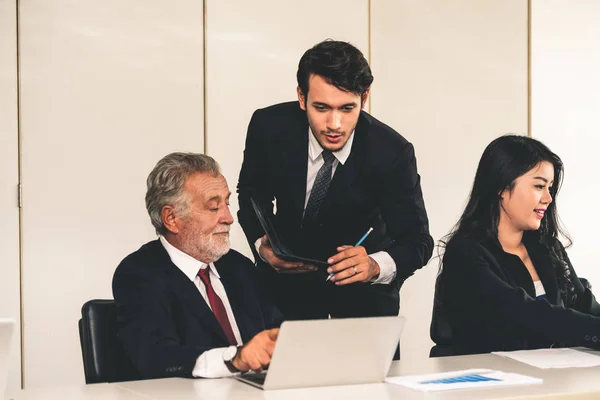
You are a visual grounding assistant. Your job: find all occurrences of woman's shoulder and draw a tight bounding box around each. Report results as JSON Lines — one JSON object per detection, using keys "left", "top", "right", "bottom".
{"left": 442, "top": 233, "right": 505, "bottom": 272}
{"left": 445, "top": 234, "right": 495, "bottom": 256}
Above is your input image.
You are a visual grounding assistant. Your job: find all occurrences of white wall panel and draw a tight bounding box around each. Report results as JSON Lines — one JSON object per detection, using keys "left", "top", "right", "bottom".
{"left": 19, "top": 0, "right": 204, "bottom": 387}
{"left": 371, "top": 0, "right": 528, "bottom": 361}
{"left": 205, "top": 0, "right": 369, "bottom": 258}
{"left": 531, "top": 0, "right": 600, "bottom": 291}
{"left": 0, "top": 0, "right": 22, "bottom": 393}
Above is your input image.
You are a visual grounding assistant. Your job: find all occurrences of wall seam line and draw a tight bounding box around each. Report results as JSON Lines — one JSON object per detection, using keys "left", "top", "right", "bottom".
{"left": 15, "top": 0, "right": 25, "bottom": 389}
{"left": 527, "top": 0, "right": 532, "bottom": 137}
{"left": 203, "top": 0, "right": 208, "bottom": 153}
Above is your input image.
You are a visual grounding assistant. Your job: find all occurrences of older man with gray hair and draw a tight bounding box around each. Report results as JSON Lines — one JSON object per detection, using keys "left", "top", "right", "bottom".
{"left": 113, "top": 152, "right": 282, "bottom": 380}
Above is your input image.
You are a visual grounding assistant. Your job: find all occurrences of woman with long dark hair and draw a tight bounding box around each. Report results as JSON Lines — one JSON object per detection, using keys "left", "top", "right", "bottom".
{"left": 432, "top": 135, "right": 600, "bottom": 356}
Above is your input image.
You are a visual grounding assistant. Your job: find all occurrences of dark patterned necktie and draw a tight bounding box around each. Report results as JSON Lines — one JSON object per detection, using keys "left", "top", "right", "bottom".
{"left": 303, "top": 150, "right": 335, "bottom": 225}
{"left": 197, "top": 268, "right": 237, "bottom": 345}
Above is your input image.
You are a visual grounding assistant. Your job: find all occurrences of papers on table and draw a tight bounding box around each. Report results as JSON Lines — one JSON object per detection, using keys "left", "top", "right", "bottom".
{"left": 385, "top": 368, "right": 542, "bottom": 392}
{"left": 493, "top": 348, "right": 600, "bottom": 369}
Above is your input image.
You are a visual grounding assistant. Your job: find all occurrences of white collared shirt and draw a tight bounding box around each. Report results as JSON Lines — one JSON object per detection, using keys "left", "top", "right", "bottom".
{"left": 255, "top": 129, "right": 396, "bottom": 285}
{"left": 160, "top": 236, "right": 240, "bottom": 378}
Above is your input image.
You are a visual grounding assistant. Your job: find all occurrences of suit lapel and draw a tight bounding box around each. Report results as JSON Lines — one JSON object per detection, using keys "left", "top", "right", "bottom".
{"left": 528, "top": 244, "right": 560, "bottom": 304}
{"left": 153, "top": 242, "right": 230, "bottom": 344}
{"left": 488, "top": 239, "right": 536, "bottom": 297}
{"left": 282, "top": 111, "right": 310, "bottom": 227}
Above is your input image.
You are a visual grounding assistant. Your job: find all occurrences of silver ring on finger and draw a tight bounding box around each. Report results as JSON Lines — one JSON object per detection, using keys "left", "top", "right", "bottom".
{"left": 353, "top": 266, "right": 359, "bottom": 275}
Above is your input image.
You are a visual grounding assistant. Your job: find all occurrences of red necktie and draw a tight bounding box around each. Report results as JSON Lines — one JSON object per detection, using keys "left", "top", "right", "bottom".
{"left": 197, "top": 268, "right": 238, "bottom": 345}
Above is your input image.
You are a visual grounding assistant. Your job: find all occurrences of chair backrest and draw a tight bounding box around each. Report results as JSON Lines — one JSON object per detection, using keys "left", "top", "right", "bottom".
{"left": 429, "top": 272, "right": 455, "bottom": 357}
{"left": 78, "top": 299, "right": 140, "bottom": 384}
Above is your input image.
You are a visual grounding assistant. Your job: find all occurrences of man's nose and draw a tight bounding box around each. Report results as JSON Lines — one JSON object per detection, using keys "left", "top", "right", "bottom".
{"left": 221, "top": 205, "right": 234, "bottom": 224}
{"left": 327, "top": 112, "right": 342, "bottom": 131}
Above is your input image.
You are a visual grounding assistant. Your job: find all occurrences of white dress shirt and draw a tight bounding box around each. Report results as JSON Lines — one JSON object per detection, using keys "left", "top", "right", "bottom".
{"left": 255, "top": 130, "right": 396, "bottom": 284}
{"left": 159, "top": 236, "right": 240, "bottom": 378}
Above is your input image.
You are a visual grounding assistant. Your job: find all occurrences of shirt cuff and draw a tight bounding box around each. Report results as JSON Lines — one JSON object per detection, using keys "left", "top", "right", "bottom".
{"left": 191, "top": 347, "right": 238, "bottom": 378}
{"left": 369, "top": 251, "right": 396, "bottom": 285}
{"left": 254, "top": 238, "right": 266, "bottom": 262}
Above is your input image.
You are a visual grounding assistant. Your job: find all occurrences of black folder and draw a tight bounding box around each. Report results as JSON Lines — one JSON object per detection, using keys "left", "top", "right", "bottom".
{"left": 250, "top": 197, "right": 329, "bottom": 268}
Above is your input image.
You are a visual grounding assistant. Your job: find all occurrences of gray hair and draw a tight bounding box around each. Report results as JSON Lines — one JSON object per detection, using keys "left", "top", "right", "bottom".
{"left": 145, "top": 152, "right": 220, "bottom": 235}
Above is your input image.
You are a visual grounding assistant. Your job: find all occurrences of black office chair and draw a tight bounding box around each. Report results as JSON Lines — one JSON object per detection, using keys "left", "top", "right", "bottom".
{"left": 78, "top": 299, "right": 140, "bottom": 384}
{"left": 429, "top": 273, "right": 455, "bottom": 357}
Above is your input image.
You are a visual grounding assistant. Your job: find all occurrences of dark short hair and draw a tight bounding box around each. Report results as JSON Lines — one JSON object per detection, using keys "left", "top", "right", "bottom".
{"left": 297, "top": 39, "right": 373, "bottom": 98}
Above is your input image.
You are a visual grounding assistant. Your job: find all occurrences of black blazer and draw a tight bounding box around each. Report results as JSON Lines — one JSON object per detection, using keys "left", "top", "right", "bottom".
{"left": 237, "top": 101, "right": 433, "bottom": 318}
{"left": 432, "top": 234, "right": 600, "bottom": 356}
{"left": 112, "top": 240, "right": 283, "bottom": 379}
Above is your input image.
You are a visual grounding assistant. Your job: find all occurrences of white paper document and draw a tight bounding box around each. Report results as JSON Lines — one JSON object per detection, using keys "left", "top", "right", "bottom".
{"left": 385, "top": 368, "right": 542, "bottom": 392}
{"left": 493, "top": 348, "right": 600, "bottom": 369}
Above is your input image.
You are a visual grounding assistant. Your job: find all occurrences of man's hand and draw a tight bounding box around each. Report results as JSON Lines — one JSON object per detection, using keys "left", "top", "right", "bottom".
{"left": 232, "top": 328, "right": 279, "bottom": 373}
{"left": 258, "top": 235, "right": 317, "bottom": 274}
{"left": 326, "top": 245, "right": 380, "bottom": 285}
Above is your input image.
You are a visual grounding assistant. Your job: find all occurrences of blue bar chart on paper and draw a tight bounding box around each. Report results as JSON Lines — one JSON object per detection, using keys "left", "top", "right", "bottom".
{"left": 385, "top": 369, "right": 543, "bottom": 392}
{"left": 420, "top": 374, "right": 501, "bottom": 385}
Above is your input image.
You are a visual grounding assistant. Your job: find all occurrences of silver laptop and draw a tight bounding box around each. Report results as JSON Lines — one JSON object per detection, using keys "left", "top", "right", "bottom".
{"left": 235, "top": 316, "right": 405, "bottom": 390}
{"left": 0, "top": 319, "right": 15, "bottom": 397}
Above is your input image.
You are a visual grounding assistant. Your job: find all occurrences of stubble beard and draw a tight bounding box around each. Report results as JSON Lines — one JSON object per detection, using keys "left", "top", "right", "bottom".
{"left": 182, "top": 227, "right": 231, "bottom": 263}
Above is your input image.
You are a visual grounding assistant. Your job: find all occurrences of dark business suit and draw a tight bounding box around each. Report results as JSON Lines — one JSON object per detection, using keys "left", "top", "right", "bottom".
{"left": 112, "top": 240, "right": 282, "bottom": 379}
{"left": 237, "top": 101, "right": 433, "bottom": 321}
{"left": 432, "top": 233, "right": 600, "bottom": 356}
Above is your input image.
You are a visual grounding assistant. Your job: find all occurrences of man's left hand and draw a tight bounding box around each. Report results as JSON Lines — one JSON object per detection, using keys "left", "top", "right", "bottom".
{"left": 326, "top": 245, "right": 380, "bottom": 285}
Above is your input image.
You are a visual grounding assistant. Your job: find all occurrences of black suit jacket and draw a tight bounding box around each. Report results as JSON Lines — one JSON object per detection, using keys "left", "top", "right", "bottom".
{"left": 432, "top": 234, "right": 600, "bottom": 356}
{"left": 112, "top": 240, "right": 283, "bottom": 379}
{"left": 237, "top": 101, "right": 433, "bottom": 319}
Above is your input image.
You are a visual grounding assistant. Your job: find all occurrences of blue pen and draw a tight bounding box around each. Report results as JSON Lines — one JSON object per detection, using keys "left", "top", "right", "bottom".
{"left": 326, "top": 227, "right": 373, "bottom": 282}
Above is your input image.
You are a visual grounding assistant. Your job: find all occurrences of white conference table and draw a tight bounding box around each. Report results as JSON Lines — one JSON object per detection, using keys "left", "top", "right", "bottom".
{"left": 8, "top": 350, "right": 600, "bottom": 400}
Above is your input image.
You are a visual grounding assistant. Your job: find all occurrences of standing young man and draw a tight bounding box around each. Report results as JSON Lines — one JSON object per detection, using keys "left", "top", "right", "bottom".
{"left": 237, "top": 40, "right": 433, "bottom": 325}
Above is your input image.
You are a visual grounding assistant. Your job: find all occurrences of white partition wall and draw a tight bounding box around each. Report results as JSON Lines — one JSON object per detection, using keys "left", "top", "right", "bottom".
{"left": 18, "top": 0, "right": 204, "bottom": 388}
{"left": 0, "top": 0, "right": 22, "bottom": 392}
{"left": 204, "top": 0, "right": 369, "bottom": 258}
{"left": 371, "top": 0, "right": 528, "bottom": 361}
{"left": 531, "top": 0, "right": 600, "bottom": 290}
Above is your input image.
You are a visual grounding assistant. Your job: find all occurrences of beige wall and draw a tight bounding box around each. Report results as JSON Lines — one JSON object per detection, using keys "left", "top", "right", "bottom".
{"left": 370, "top": 0, "right": 528, "bottom": 362}
{"left": 3, "top": 0, "right": 529, "bottom": 389}
{"left": 531, "top": 0, "right": 600, "bottom": 290}
{"left": 18, "top": 0, "right": 204, "bottom": 388}
{"left": 0, "top": 0, "right": 22, "bottom": 393}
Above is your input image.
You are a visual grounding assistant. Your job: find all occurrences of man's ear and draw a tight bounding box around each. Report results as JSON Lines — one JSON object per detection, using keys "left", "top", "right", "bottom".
{"left": 361, "top": 89, "right": 370, "bottom": 109}
{"left": 161, "top": 205, "right": 179, "bottom": 234}
{"left": 297, "top": 86, "right": 307, "bottom": 110}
